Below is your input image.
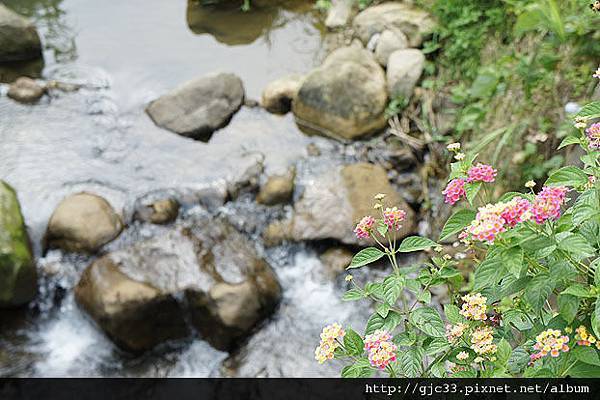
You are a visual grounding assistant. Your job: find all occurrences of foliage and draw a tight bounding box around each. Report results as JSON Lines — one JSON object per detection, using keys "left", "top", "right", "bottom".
{"left": 317, "top": 81, "right": 600, "bottom": 377}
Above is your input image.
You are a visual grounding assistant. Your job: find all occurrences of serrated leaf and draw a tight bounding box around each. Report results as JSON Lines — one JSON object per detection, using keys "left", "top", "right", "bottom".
{"left": 451, "top": 369, "right": 477, "bottom": 378}
{"left": 558, "top": 294, "right": 580, "bottom": 324}
{"left": 507, "top": 346, "right": 530, "bottom": 374}
{"left": 502, "top": 246, "right": 524, "bottom": 277}
{"left": 344, "top": 329, "right": 364, "bottom": 356}
{"left": 558, "top": 233, "right": 595, "bottom": 258}
{"left": 341, "top": 358, "right": 372, "bottom": 378}
{"left": 573, "top": 345, "right": 600, "bottom": 367}
{"left": 576, "top": 101, "right": 600, "bottom": 120}
{"left": 376, "top": 303, "right": 390, "bottom": 318}
{"left": 545, "top": 166, "right": 588, "bottom": 188}
{"left": 503, "top": 310, "right": 533, "bottom": 331}
{"left": 348, "top": 247, "right": 385, "bottom": 269}
{"left": 444, "top": 304, "right": 463, "bottom": 324}
{"left": 557, "top": 135, "right": 581, "bottom": 149}
{"left": 410, "top": 307, "right": 445, "bottom": 337}
{"left": 593, "top": 300, "right": 600, "bottom": 339}
{"left": 342, "top": 288, "right": 365, "bottom": 301}
{"left": 524, "top": 273, "right": 555, "bottom": 312}
{"left": 398, "top": 348, "right": 423, "bottom": 378}
{"left": 383, "top": 311, "right": 402, "bottom": 332}
{"left": 424, "top": 337, "right": 451, "bottom": 356}
{"left": 464, "top": 181, "right": 482, "bottom": 205}
{"left": 398, "top": 236, "right": 437, "bottom": 253}
{"left": 376, "top": 220, "right": 388, "bottom": 237}
{"left": 383, "top": 274, "right": 405, "bottom": 305}
{"left": 561, "top": 284, "right": 594, "bottom": 298}
{"left": 439, "top": 209, "right": 476, "bottom": 241}
{"left": 474, "top": 256, "right": 506, "bottom": 290}
{"left": 365, "top": 313, "right": 385, "bottom": 335}
{"left": 496, "top": 339, "right": 512, "bottom": 366}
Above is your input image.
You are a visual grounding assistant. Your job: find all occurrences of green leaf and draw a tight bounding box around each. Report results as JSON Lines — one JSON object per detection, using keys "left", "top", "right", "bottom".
{"left": 561, "top": 284, "right": 594, "bottom": 298}
{"left": 444, "top": 304, "right": 463, "bottom": 324}
{"left": 398, "top": 348, "right": 423, "bottom": 378}
{"left": 383, "top": 275, "right": 405, "bottom": 305}
{"left": 496, "top": 339, "right": 512, "bottom": 366}
{"left": 410, "top": 307, "right": 446, "bottom": 338}
{"left": 439, "top": 209, "right": 476, "bottom": 241}
{"left": 507, "top": 346, "right": 530, "bottom": 374}
{"left": 464, "top": 181, "right": 482, "bottom": 205}
{"left": 398, "top": 236, "right": 437, "bottom": 253}
{"left": 558, "top": 233, "right": 595, "bottom": 258}
{"left": 343, "top": 329, "right": 364, "bottom": 357}
{"left": 558, "top": 294, "right": 580, "bottom": 324}
{"left": 342, "top": 288, "right": 365, "bottom": 301}
{"left": 545, "top": 166, "right": 588, "bottom": 187}
{"left": 568, "top": 362, "right": 600, "bottom": 378}
{"left": 502, "top": 246, "right": 524, "bottom": 277}
{"left": 424, "top": 337, "right": 451, "bottom": 356}
{"left": 593, "top": 300, "right": 600, "bottom": 339}
{"left": 572, "top": 346, "right": 600, "bottom": 367}
{"left": 348, "top": 247, "right": 385, "bottom": 269}
{"left": 341, "top": 358, "right": 372, "bottom": 378}
{"left": 383, "top": 311, "right": 402, "bottom": 332}
{"left": 451, "top": 369, "right": 477, "bottom": 378}
{"left": 524, "top": 273, "right": 555, "bottom": 312}
{"left": 376, "top": 220, "right": 388, "bottom": 237}
{"left": 576, "top": 101, "right": 600, "bottom": 120}
{"left": 376, "top": 302, "right": 390, "bottom": 318}
{"left": 557, "top": 135, "right": 581, "bottom": 150}
{"left": 503, "top": 309, "right": 533, "bottom": 331}
{"left": 474, "top": 256, "right": 506, "bottom": 291}
{"left": 365, "top": 313, "right": 384, "bottom": 335}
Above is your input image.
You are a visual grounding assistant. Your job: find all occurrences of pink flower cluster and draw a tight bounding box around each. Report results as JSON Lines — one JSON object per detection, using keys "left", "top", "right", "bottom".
{"left": 530, "top": 329, "right": 570, "bottom": 362}
{"left": 383, "top": 207, "right": 406, "bottom": 231}
{"left": 464, "top": 197, "right": 532, "bottom": 243}
{"left": 586, "top": 123, "right": 600, "bottom": 150}
{"left": 364, "top": 330, "right": 397, "bottom": 370}
{"left": 354, "top": 216, "right": 375, "bottom": 239}
{"left": 467, "top": 163, "right": 497, "bottom": 183}
{"left": 531, "top": 186, "right": 569, "bottom": 224}
{"left": 443, "top": 178, "right": 466, "bottom": 205}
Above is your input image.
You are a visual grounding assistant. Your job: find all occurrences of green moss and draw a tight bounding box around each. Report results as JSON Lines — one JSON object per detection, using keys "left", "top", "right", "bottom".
{"left": 0, "top": 180, "right": 36, "bottom": 307}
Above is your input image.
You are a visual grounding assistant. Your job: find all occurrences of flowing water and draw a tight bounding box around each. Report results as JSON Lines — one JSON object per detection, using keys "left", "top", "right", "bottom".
{"left": 0, "top": 0, "right": 383, "bottom": 377}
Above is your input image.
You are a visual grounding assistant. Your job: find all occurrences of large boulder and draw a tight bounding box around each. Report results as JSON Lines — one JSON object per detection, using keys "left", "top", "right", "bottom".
{"left": 0, "top": 4, "right": 43, "bottom": 63}
{"left": 265, "top": 163, "right": 416, "bottom": 245}
{"left": 0, "top": 182, "right": 36, "bottom": 307}
{"left": 45, "top": 193, "right": 123, "bottom": 253}
{"left": 352, "top": 3, "right": 435, "bottom": 48}
{"left": 146, "top": 73, "right": 244, "bottom": 141}
{"left": 386, "top": 49, "right": 425, "bottom": 100}
{"left": 374, "top": 29, "right": 408, "bottom": 67}
{"left": 292, "top": 45, "right": 388, "bottom": 141}
{"left": 325, "top": 0, "right": 354, "bottom": 29}
{"left": 75, "top": 218, "right": 281, "bottom": 353}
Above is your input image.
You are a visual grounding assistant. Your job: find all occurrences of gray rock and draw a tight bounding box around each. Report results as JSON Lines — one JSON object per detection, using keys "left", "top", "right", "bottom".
{"left": 325, "top": 0, "right": 354, "bottom": 30}
{"left": 293, "top": 45, "right": 387, "bottom": 141}
{"left": 146, "top": 73, "right": 245, "bottom": 140}
{"left": 386, "top": 49, "right": 425, "bottom": 100}
{"left": 0, "top": 181, "right": 36, "bottom": 307}
{"left": 320, "top": 247, "right": 353, "bottom": 279}
{"left": 0, "top": 4, "right": 42, "bottom": 63}
{"left": 7, "top": 77, "right": 45, "bottom": 103}
{"left": 374, "top": 29, "right": 408, "bottom": 67}
{"left": 134, "top": 196, "right": 179, "bottom": 225}
{"left": 261, "top": 75, "right": 303, "bottom": 114}
{"left": 45, "top": 193, "right": 123, "bottom": 253}
{"left": 75, "top": 218, "right": 281, "bottom": 353}
{"left": 266, "top": 162, "right": 416, "bottom": 246}
{"left": 352, "top": 3, "right": 436, "bottom": 48}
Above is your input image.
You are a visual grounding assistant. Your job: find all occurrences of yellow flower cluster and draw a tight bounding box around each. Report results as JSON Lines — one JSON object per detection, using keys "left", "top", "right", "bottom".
{"left": 460, "top": 293, "right": 488, "bottom": 321}
{"left": 532, "top": 329, "right": 570, "bottom": 359}
{"left": 470, "top": 326, "right": 497, "bottom": 356}
{"left": 315, "top": 323, "right": 345, "bottom": 364}
{"left": 446, "top": 323, "right": 467, "bottom": 343}
{"left": 576, "top": 326, "right": 600, "bottom": 349}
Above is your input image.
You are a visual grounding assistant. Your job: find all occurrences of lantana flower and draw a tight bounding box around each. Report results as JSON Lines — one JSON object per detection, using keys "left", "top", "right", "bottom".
{"left": 460, "top": 293, "right": 488, "bottom": 321}
{"left": 465, "top": 203, "right": 507, "bottom": 243}
{"left": 443, "top": 178, "right": 466, "bottom": 205}
{"left": 354, "top": 216, "right": 375, "bottom": 239}
{"left": 586, "top": 122, "right": 600, "bottom": 150}
{"left": 315, "top": 323, "right": 345, "bottom": 364}
{"left": 446, "top": 323, "right": 467, "bottom": 343}
{"left": 364, "top": 330, "right": 397, "bottom": 370}
{"left": 530, "top": 329, "right": 569, "bottom": 362}
{"left": 382, "top": 207, "right": 406, "bottom": 231}
{"left": 575, "top": 326, "right": 600, "bottom": 349}
{"left": 531, "top": 186, "right": 569, "bottom": 224}
{"left": 470, "top": 326, "right": 497, "bottom": 356}
{"left": 467, "top": 163, "right": 497, "bottom": 183}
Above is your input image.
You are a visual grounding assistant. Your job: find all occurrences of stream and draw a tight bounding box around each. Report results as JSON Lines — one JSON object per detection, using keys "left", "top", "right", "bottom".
{"left": 0, "top": 0, "right": 387, "bottom": 377}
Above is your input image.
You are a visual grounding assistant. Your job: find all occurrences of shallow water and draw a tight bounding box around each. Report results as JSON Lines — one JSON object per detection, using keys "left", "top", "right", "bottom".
{"left": 0, "top": 0, "right": 379, "bottom": 377}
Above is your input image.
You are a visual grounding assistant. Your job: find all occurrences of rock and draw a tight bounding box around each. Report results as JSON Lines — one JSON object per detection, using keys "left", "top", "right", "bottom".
{"left": 325, "top": 0, "right": 354, "bottom": 30}
{"left": 256, "top": 168, "right": 295, "bottom": 206}
{"left": 374, "top": 29, "right": 408, "bottom": 67}
{"left": 320, "top": 247, "right": 353, "bottom": 278}
{"left": 0, "top": 181, "right": 36, "bottom": 307}
{"left": 262, "top": 220, "right": 289, "bottom": 247}
{"left": 146, "top": 73, "right": 245, "bottom": 141}
{"left": 0, "top": 4, "right": 43, "bottom": 63}
{"left": 293, "top": 45, "right": 387, "bottom": 141}
{"left": 386, "top": 49, "right": 425, "bottom": 100}
{"left": 352, "top": 3, "right": 436, "bottom": 48}
{"left": 134, "top": 197, "right": 179, "bottom": 225}
{"left": 7, "top": 77, "right": 45, "bottom": 103}
{"left": 45, "top": 193, "right": 123, "bottom": 253}
{"left": 261, "top": 75, "right": 303, "bottom": 114}
{"left": 227, "top": 158, "right": 264, "bottom": 199}
{"left": 269, "top": 162, "right": 416, "bottom": 245}
{"left": 75, "top": 219, "right": 281, "bottom": 353}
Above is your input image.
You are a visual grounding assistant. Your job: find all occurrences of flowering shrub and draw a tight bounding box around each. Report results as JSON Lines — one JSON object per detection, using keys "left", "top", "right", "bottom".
{"left": 317, "top": 73, "right": 600, "bottom": 378}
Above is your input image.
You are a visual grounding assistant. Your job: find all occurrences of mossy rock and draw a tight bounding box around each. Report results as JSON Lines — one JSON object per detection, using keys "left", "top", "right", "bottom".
{"left": 0, "top": 181, "right": 36, "bottom": 307}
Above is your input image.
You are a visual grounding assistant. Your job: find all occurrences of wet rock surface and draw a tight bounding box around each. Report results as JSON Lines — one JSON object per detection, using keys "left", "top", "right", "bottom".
{"left": 74, "top": 217, "right": 282, "bottom": 353}
{"left": 0, "top": 181, "right": 37, "bottom": 307}
{"left": 0, "top": 4, "right": 43, "bottom": 63}
{"left": 146, "top": 73, "right": 245, "bottom": 141}
{"left": 45, "top": 193, "right": 124, "bottom": 254}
